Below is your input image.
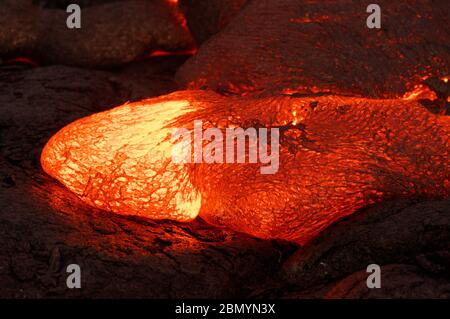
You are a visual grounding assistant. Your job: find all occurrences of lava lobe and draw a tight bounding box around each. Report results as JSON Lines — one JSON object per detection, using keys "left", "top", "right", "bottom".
{"left": 41, "top": 90, "right": 450, "bottom": 244}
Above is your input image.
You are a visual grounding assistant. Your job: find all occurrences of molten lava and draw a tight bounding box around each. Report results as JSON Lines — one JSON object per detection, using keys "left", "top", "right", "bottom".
{"left": 41, "top": 98, "right": 202, "bottom": 222}
{"left": 41, "top": 90, "right": 450, "bottom": 244}
{"left": 147, "top": 48, "right": 197, "bottom": 58}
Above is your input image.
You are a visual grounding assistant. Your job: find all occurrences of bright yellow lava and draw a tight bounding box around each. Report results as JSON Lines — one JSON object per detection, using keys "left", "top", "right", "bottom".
{"left": 41, "top": 98, "right": 201, "bottom": 221}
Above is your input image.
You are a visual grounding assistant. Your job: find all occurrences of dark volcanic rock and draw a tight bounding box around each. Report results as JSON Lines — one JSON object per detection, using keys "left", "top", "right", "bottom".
{"left": 176, "top": 0, "right": 450, "bottom": 97}
{"left": 0, "top": 162, "right": 283, "bottom": 298}
{"left": 180, "top": 0, "right": 248, "bottom": 45}
{"left": 273, "top": 199, "right": 450, "bottom": 296}
{"left": 0, "top": 0, "right": 193, "bottom": 67}
{"left": 34, "top": 0, "right": 125, "bottom": 8}
{"left": 323, "top": 264, "right": 450, "bottom": 299}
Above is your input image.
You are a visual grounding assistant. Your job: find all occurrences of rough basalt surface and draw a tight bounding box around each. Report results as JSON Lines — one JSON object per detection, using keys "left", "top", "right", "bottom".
{"left": 272, "top": 199, "right": 450, "bottom": 298}
{"left": 176, "top": 0, "right": 450, "bottom": 97}
{"left": 179, "top": 0, "right": 248, "bottom": 45}
{"left": 0, "top": 0, "right": 193, "bottom": 67}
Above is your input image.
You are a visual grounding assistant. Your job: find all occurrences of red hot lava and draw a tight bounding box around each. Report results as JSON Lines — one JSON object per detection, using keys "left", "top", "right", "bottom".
{"left": 41, "top": 90, "right": 450, "bottom": 244}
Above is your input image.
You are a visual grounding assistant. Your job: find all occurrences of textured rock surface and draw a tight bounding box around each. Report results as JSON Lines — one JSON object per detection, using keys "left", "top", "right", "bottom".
{"left": 275, "top": 199, "right": 450, "bottom": 298}
{"left": 176, "top": 0, "right": 450, "bottom": 97}
{"left": 180, "top": 0, "right": 248, "bottom": 44}
{"left": 324, "top": 264, "right": 450, "bottom": 299}
{"left": 34, "top": 0, "right": 127, "bottom": 8}
{"left": 0, "top": 0, "right": 193, "bottom": 67}
{"left": 279, "top": 200, "right": 450, "bottom": 290}
{"left": 0, "top": 161, "right": 284, "bottom": 298}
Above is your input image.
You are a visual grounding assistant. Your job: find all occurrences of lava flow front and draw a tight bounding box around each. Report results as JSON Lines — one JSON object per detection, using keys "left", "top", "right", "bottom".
{"left": 41, "top": 90, "right": 450, "bottom": 244}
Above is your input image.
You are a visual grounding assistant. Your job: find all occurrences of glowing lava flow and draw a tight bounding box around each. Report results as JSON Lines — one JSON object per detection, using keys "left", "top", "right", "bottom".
{"left": 41, "top": 90, "right": 450, "bottom": 244}
{"left": 41, "top": 98, "right": 202, "bottom": 221}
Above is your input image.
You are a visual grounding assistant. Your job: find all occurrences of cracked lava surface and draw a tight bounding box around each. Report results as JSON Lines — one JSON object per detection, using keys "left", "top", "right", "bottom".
{"left": 41, "top": 90, "right": 449, "bottom": 244}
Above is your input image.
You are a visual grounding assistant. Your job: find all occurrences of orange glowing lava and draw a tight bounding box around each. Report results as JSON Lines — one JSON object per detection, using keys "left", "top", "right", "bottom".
{"left": 41, "top": 90, "right": 450, "bottom": 243}
{"left": 41, "top": 97, "right": 202, "bottom": 221}
{"left": 402, "top": 84, "right": 437, "bottom": 101}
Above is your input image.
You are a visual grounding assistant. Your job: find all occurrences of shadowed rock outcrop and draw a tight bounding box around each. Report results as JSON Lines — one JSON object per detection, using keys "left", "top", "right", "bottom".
{"left": 0, "top": 0, "right": 193, "bottom": 67}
